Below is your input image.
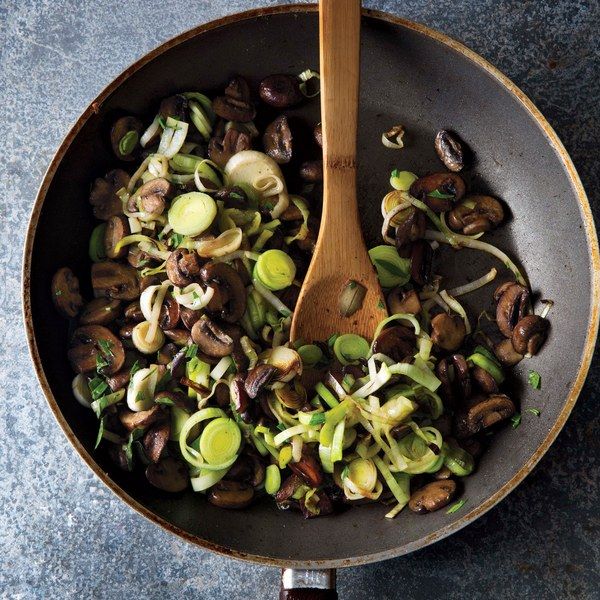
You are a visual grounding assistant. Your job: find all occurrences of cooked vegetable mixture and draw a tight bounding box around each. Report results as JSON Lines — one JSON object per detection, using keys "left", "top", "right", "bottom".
{"left": 52, "top": 73, "right": 550, "bottom": 519}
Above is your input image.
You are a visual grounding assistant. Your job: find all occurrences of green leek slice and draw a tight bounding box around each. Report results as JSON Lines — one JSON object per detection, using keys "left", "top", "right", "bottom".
{"left": 368, "top": 245, "right": 411, "bottom": 288}
{"left": 168, "top": 192, "right": 217, "bottom": 236}
{"left": 199, "top": 417, "right": 242, "bottom": 465}
{"left": 254, "top": 249, "right": 296, "bottom": 291}
{"left": 333, "top": 334, "right": 370, "bottom": 365}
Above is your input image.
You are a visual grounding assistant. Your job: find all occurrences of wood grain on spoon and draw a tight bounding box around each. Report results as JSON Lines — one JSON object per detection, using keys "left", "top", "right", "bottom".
{"left": 290, "top": 0, "right": 387, "bottom": 343}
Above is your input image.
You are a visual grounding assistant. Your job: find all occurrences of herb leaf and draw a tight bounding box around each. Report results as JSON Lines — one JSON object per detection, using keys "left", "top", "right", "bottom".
{"left": 526, "top": 408, "right": 541, "bottom": 417}
{"left": 511, "top": 413, "right": 522, "bottom": 429}
{"left": 185, "top": 344, "right": 198, "bottom": 359}
{"left": 428, "top": 188, "right": 454, "bottom": 200}
{"left": 309, "top": 413, "right": 326, "bottom": 426}
{"left": 169, "top": 233, "right": 184, "bottom": 248}
{"left": 528, "top": 370, "right": 541, "bottom": 390}
{"left": 94, "top": 417, "right": 105, "bottom": 449}
{"left": 341, "top": 465, "right": 350, "bottom": 481}
{"left": 276, "top": 422, "right": 287, "bottom": 432}
{"left": 446, "top": 499, "right": 467, "bottom": 514}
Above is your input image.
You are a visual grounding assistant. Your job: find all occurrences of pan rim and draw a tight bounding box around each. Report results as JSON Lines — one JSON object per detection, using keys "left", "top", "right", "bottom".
{"left": 21, "top": 3, "right": 600, "bottom": 569}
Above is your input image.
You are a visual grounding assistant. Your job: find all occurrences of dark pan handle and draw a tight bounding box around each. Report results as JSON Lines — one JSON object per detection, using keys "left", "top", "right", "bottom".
{"left": 279, "top": 569, "right": 337, "bottom": 599}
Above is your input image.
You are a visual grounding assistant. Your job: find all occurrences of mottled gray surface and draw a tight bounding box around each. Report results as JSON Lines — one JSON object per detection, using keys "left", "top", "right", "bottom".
{"left": 1, "top": 0, "right": 599, "bottom": 598}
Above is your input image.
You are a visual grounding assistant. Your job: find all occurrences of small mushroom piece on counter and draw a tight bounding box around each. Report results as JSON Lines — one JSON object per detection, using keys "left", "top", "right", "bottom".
{"left": 51, "top": 267, "right": 83, "bottom": 318}
{"left": 409, "top": 480, "right": 457, "bottom": 514}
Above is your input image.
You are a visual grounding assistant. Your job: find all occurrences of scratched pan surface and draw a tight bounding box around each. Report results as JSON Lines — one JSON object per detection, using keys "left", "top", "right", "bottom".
{"left": 23, "top": 6, "right": 599, "bottom": 568}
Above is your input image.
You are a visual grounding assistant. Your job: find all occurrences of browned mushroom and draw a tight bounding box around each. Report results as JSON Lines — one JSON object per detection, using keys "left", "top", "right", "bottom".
{"left": 299, "top": 160, "right": 323, "bottom": 182}
{"left": 106, "top": 367, "right": 133, "bottom": 392}
{"left": 274, "top": 383, "right": 308, "bottom": 410}
{"left": 191, "top": 315, "right": 234, "bottom": 357}
{"left": 288, "top": 446, "right": 324, "bottom": 488}
{"left": 259, "top": 74, "right": 303, "bottom": 108}
{"left": 118, "top": 323, "right": 135, "bottom": 340}
{"left": 214, "top": 186, "right": 249, "bottom": 210}
{"left": 494, "top": 282, "right": 530, "bottom": 338}
{"left": 434, "top": 130, "right": 466, "bottom": 172}
{"left": 230, "top": 375, "right": 250, "bottom": 413}
{"left": 146, "top": 456, "right": 188, "bottom": 492}
{"left": 89, "top": 169, "right": 130, "bottom": 220}
{"left": 263, "top": 115, "right": 293, "bottom": 164}
{"left": 110, "top": 116, "right": 142, "bottom": 161}
{"left": 137, "top": 178, "right": 173, "bottom": 215}
{"left": 386, "top": 287, "right": 421, "bottom": 315}
{"left": 159, "top": 297, "right": 180, "bottom": 330}
{"left": 455, "top": 394, "right": 516, "bottom": 438}
{"left": 409, "top": 480, "right": 457, "bottom": 513}
{"left": 212, "top": 76, "right": 255, "bottom": 122}
{"left": 127, "top": 246, "right": 151, "bottom": 269}
{"left": 200, "top": 262, "right": 247, "bottom": 323}
{"left": 314, "top": 122, "right": 323, "bottom": 148}
{"left": 208, "top": 128, "right": 252, "bottom": 168}
{"left": 156, "top": 343, "right": 178, "bottom": 365}
{"left": 244, "top": 364, "right": 279, "bottom": 399}
{"left": 472, "top": 366, "right": 499, "bottom": 394}
{"left": 67, "top": 325, "right": 125, "bottom": 375}
{"left": 79, "top": 297, "right": 121, "bottom": 325}
{"left": 164, "top": 328, "right": 192, "bottom": 347}
{"left": 118, "top": 405, "right": 163, "bottom": 431}
{"left": 448, "top": 195, "right": 504, "bottom": 235}
{"left": 433, "top": 466, "right": 453, "bottom": 480}
{"left": 91, "top": 261, "right": 139, "bottom": 300}
{"left": 394, "top": 207, "right": 426, "bottom": 249}
{"left": 409, "top": 172, "right": 466, "bottom": 213}
{"left": 436, "top": 354, "right": 471, "bottom": 405}
{"left": 494, "top": 338, "right": 523, "bottom": 366}
{"left": 104, "top": 215, "right": 129, "bottom": 259}
{"left": 124, "top": 300, "right": 144, "bottom": 322}
{"left": 165, "top": 248, "right": 202, "bottom": 286}
{"left": 430, "top": 313, "right": 466, "bottom": 351}
{"left": 51, "top": 267, "right": 83, "bottom": 318}
{"left": 159, "top": 95, "right": 188, "bottom": 122}
{"left": 372, "top": 325, "right": 416, "bottom": 362}
{"left": 208, "top": 481, "right": 254, "bottom": 509}
{"left": 410, "top": 240, "right": 433, "bottom": 286}
{"left": 143, "top": 420, "right": 171, "bottom": 463}
{"left": 179, "top": 306, "right": 201, "bottom": 330}
{"left": 512, "top": 315, "right": 549, "bottom": 355}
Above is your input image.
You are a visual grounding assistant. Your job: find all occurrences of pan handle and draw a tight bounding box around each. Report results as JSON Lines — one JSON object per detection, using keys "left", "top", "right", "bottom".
{"left": 279, "top": 569, "right": 337, "bottom": 599}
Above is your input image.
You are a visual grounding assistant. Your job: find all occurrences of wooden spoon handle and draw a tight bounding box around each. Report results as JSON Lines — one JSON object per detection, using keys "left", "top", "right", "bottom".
{"left": 319, "top": 0, "right": 361, "bottom": 218}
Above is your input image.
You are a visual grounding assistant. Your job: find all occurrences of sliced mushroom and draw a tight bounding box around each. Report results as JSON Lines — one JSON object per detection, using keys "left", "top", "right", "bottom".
{"left": 200, "top": 262, "right": 247, "bottom": 323}
{"left": 208, "top": 480, "right": 254, "bottom": 509}
{"left": 433, "top": 466, "right": 453, "bottom": 480}
{"left": 51, "top": 267, "right": 83, "bottom": 318}
{"left": 212, "top": 77, "right": 255, "bottom": 122}
{"left": 244, "top": 364, "right": 279, "bottom": 399}
{"left": 409, "top": 480, "right": 457, "bottom": 513}
{"left": 119, "top": 323, "right": 135, "bottom": 340}
{"left": 472, "top": 366, "right": 499, "bottom": 394}
{"left": 430, "top": 313, "right": 466, "bottom": 351}
{"left": 106, "top": 367, "right": 133, "bottom": 393}
{"left": 143, "top": 420, "right": 171, "bottom": 463}
{"left": 410, "top": 240, "right": 433, "bottom": 286}
{"left": 409, "top": 172, "right": 466, "bottom": 213}
{"left": 164, "top": 328, "right": 192, "bottom": 347}
{"left": 124, "top": 300, "right": 144, "bottom": 322}
{"left": 455, "top": 394, "right": 515, "bottom": 438}
{"left": 263, "top": 115, "right": 293, "bottom": 164}
{"left": 156, "top": 343, "right": 178, "bottom": 365}
{"left": 191, "top": 315, "right": 234, "bottom": 357}
{"left": 386, "top": 287, "right": 421, "bottom": 315}
{"left": 448, "top": 195, "right": 504, "bottom": 235}
{"left": 159, "top": 95, "right": 188, "bottom": 122}
{"left": 434, "top": 130, "right": 466, "bottom": 172}
{"left": 299, "top": 160, "right": 323, "bottom": 182}
{"left": 289, "top": 446, "right": 324, "bottom": 488}
{"left": 159, "top": 297, "right": 180, "bottom": 330}
{"left": 67, "top": 325, "right": 125, "bottom": 375}
{"left": 146, "top": 456, "right": 188, "bottom": 492}
{"left": 179, "top": 306, "right": 201, "bottom": 330}
{"left": 512, "top": 315, "right": 549, "bottom": 355}
{"left": 104, "top": 215, "right": 130, "bottom": 259}
{"left": 229, "top": 375, "right": 249, "bottom": 413}
{"left": 372, "top": 325, "right": 416, "bottom": 362}
{"left": 110, "top": 116, "right": 142, "bottom": 161}
{"left": 394, "top": 207, "right": 426, "bottom": 249}
{"left": 259, "top": 74, "right": 303, "bottom": 108}
{"left": 166, "top": 248, "right": 202, "bottom": 287}
{"left": 275, "top": 383, "right": 308, "bottom": 410}
{"left": 276, "top": 474, "right": 304, "bottom": 503}
{"left": 214, "top": 186, "right": 249, "bottom": 210}
{"left": 436, "top": 354, "right": 471, "bottom": 405}
{"left": 91, "top": 261, "right": 139, "bottom": 300}
{"left": 119, "top": 404, "right": 163, "bottom": 431}
{"left": 127, "top": 246, "right": 151, "bottom": 269}
{"left": 494, "top": 338, "right": 523, "bottom": 366}
{"left": 79, "top": 297, "right": 121, "bottom": 325}
{"left": 495, "top": 282, "right": 530, "bottom": 338}
{"left": 89, "top": 169, "right": 129, "bottom": 220}
{"left": 208, "top": 128, "right": 252, "bottom": 168}
{"left": 137, "top": 178, "right": 173, "bottom": 215}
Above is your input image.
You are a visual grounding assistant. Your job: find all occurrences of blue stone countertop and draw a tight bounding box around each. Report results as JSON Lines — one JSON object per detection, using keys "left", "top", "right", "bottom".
{"left": 1, "top": 0, "right": 598, "bottom": 598}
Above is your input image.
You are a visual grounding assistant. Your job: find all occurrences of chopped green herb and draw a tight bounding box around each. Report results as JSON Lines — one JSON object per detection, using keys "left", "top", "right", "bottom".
{"left": 158, "top": 116, "right": 167, "bottom": 129}
{"left": 98, "top": 339, "right": 114, "bottom": 357}
{"left": 122, "top": 428, "right": 144, "bottom": 470}
{"left": 327, "top": 333, "right": 339, "bottom": 349}
{"left": 276, "top": 422, "right": 287, "bottom": 432}
{"left": 446, "top": 499, "right": 467, "bottom": 514}
{"left": 95, "top": 352, "right": 110, "bottom": 372}
{"left": 528, "top": 370, "right": 541, "bottom": 390}
{"left": 309, "top": 413, "right": 326, "bottom": 426}
{"left": 192, "top": 291, "right": 200, "bottom": 300}
{"left": 129, "top": 360, "right": 141, "bottom": 378}
{"left": 391, "top": 169, "right": 399, "bottom": 178}
{"left": 155, "top": 395, "right": 175, "bottom": 406}
{"left": 55, "top": 290, "right": 63, "bottom": 296}
{"left": 526, "top": 408, "right": 541, "bottom": 417}
{"left": 341, "top": 465, "right": 350, "bottom": 481}
{"left": 377, "top": 299, "right": 385, "bottom": 310}
{"left": 155, "top": 371, "right": 172, "bottom": 393}
{"left": 511, "top": 413, "right": 522, "bottom": 429}
{"left": 88, "top": 377, "right": 108, "bottom": 400}
{"left": 428, "top": 188, "right": 454, "bottom": 199}
{"left": 94, "top": 417, "right": 105, "bottom": 449}
{"left": 185, "top": 344, "right": 198, "bottom": 359}
{"left": 169, "top": 233, "right": 184, "bottom": 248}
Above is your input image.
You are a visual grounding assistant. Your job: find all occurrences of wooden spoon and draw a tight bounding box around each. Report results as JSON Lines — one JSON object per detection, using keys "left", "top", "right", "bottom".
{"left": 290, "top": 0, "right": 387, "bottom": 343}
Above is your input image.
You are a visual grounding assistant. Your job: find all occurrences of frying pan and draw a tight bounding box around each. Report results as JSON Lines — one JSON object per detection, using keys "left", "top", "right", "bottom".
{"left": 22, "top": 5, "right": 599, "bottom": 598}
